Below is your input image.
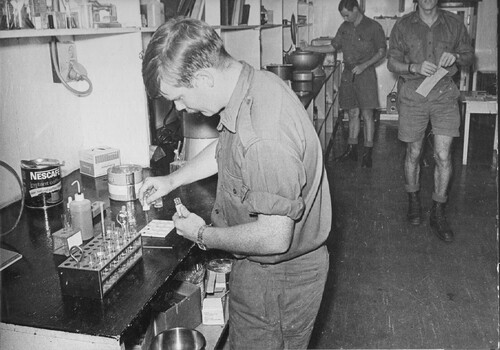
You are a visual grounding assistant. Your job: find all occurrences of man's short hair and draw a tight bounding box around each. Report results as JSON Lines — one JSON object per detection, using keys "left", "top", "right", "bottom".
{"left": 338, "top": 0, "right": 359, "bottom": 12}
{"left": 142, "top": 16, "right": 230, "bottom": 98}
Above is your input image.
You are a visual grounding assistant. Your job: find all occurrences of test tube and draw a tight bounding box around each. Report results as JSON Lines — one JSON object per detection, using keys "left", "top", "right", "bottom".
{"left": 126, "top": 201, "right": 136, "bottom": 227}
{"left": 105, "top": 223, "right": 114, "bottom": 240}
{"left": 106, "top": 239, "right": 115, "bottom": 255}
{"left": 100, "top": 202, "right": 105, "bottom": 237}
{"left": 117, "top": 205, "right": 128, "bottom": 229}
{"left": 174, "top": 197, "right": 183, "bottom": 217}
{"left": 62, "top": 212, "right": 72, "bottom": 232}
{"left": 97, "top": 245, "right": 107, "bottom": 264}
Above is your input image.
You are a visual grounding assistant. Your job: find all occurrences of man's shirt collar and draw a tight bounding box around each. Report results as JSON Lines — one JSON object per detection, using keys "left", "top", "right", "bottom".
{"left": 218, "top": 62, "right": 253, "bottom": 133}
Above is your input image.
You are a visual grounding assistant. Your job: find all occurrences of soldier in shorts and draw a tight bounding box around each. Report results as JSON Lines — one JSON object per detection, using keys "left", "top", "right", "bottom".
{"left": 387, "top": 0, "right": 474, "bottom": 242}
{"left": 303, "top": 0, "right": 386, "bottom": 168}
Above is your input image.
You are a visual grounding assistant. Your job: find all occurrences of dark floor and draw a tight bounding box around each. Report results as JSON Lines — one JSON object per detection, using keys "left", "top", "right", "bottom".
{"left": 309, "top": 117, "right": 498, "bottom": 349}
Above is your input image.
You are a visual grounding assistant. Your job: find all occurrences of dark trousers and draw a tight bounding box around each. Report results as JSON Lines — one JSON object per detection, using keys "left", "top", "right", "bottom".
{"left": 228, "top": 245, "right": 329, "bottom": 349}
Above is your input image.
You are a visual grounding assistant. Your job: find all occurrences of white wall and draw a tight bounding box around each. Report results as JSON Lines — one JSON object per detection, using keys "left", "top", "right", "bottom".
{"left": 0, "top": 0, "right": 150, "bottom": 208}
{"left": 475, "top": 0, "right": 497, "bottom": 72}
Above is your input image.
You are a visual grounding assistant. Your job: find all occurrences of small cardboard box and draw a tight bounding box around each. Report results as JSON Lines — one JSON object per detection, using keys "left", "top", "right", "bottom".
{"left": 79, "top": 147, "right": 120, "bottom": 178}
{"left": 202, "top": 291, "right": 229, "bottom": 326}
{"left": 153, "top": 281, "right": 202, "bottom": 335}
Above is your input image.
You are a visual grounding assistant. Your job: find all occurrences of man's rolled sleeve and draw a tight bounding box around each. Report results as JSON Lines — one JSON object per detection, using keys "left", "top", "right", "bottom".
{"left": 241, "top": 140, "right": 306, "bottom": 220}
{"left": 387, "top": 23, "right": 405, "bottom": 63}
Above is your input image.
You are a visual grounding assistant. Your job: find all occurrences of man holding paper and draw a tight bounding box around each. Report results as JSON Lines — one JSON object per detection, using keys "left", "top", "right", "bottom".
{"left": 387, "top": 0, "right": 473, "bottom": 242}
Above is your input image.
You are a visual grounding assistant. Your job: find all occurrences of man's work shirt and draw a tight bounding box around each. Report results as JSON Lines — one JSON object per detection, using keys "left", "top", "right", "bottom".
{"left": 212, "top": 62, "right": 332, "bottom": 264}
{"left": 388, "top": 9, "right": 474, "bottom": 81}
{"left": 332, "top": 15, "right": 387, "bottom": 69}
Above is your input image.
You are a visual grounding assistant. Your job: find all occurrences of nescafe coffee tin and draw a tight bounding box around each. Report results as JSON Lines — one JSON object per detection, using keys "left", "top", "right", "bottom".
{"left": 21, "top": 159, "right": 63, "bottom": 209}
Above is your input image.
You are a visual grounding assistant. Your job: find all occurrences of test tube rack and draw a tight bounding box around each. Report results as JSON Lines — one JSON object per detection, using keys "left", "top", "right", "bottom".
{"left": 57, "top": 230, "right": 143, "bottom": 299}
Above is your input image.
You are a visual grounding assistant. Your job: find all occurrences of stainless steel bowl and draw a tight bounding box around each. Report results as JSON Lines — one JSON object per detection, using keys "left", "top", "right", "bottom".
{"left": 265, "top": 64, "right": 294, "bottom": 81}
{"left": 287, "top": 50, "right": 325, "bottom": 71}
{"left": 292, "top": 70, "right": 314, "bottom": 81}
{"left": 291, "top": 81, "right": 313, "bottom": 95}
{"left": 149, "top": 327, "right": 206, "bottom": 350}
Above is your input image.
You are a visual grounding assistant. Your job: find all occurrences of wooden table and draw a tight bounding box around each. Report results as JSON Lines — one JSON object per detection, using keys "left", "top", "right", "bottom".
{"left": 460, "top": 92, "right": 498, "bottom": 166}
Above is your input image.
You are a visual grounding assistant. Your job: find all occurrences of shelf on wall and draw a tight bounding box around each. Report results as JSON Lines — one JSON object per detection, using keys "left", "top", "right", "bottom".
{"left": 217, "top": 23, "right": 283, "bottom": 31}
{"left": 0, "top": 27, "right": 139, "bottom": 39}
{"left": 141, "top": 27, "right": 158, "bottom": 33}
{"left": 260, "top": 24, "right": 284, "bottom": 30}
{"left": 140, "top": 23, "right": 284, "bottom": 34}
{"left": 0, "top": 23, "right": 287, "bottom": 40}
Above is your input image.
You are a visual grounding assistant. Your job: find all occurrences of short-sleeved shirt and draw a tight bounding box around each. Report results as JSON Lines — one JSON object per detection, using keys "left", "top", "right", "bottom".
{"left": 387, "top": 9, "right": 474, "bottom": 81}
{"left": 332, "top": 15, "right": 387, "bottom": 68}
{"left": 212, "top": 62, "right": 332, "bottom": 265}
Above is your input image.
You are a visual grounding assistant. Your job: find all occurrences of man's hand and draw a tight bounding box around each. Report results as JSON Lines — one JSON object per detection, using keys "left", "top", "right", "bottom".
{"left": 352, "top": 62, "right": 368, "bottom": 76}
{"left": 413, "top": 60, "right": 438, "bottom": 77}
{"left": 138, "top": 176, "right": 172, "bottom": 206}
{"left": 438, "top": 52, "right": 457, "bottom": 68}
{"left": 172, "top": 204, "right": 206, "bottom": 243}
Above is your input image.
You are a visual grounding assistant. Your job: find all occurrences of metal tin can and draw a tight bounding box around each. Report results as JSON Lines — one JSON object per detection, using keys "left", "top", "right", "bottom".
{"left": 207, "top": 258, "right": 233, "bottom": 274}
{"left": 107, "top": 164, "right": 143, "bottom": 201}
{"left": 206, "top": 258, "right": 233, "bottom": 294}
{"left": 21, "top": 158, "right": 63, "bottom": 209}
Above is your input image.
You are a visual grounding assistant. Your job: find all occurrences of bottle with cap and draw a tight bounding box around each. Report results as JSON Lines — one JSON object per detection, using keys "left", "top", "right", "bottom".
{"left": 70, "top": 180, "right": 94, "bottom": 241}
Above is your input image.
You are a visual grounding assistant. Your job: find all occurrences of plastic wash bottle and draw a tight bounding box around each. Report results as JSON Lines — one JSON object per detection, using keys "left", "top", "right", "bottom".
{"left": 70, "top": 180, "right": 94, "bottom": 241}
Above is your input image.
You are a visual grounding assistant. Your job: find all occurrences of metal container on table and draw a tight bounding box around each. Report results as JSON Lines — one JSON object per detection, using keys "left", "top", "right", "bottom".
{"left": 21, "top": 158, "right": 64, "bottom": 209}
{"left": 107, "top": 164, "right": 143, "bottom": 201}
{"left": 149, "top": 327, "right": 206, "bottom": 350}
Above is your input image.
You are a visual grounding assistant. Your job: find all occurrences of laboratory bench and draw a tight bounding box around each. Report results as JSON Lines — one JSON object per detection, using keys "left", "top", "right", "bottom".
{"left": 0, "top": 168, "right": 218, "bottom": 350}
{"left": 0, "top": 66, "right": 338, "bottom": 350}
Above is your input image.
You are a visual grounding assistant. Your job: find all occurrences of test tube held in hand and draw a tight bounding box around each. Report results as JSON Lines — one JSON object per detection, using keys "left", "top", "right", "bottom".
{"left": 174, "top": 197, "right": 183, "bottom": 217}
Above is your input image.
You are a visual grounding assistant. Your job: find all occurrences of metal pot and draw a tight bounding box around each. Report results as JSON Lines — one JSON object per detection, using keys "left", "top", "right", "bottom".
{"left": 149, "top": 327, "right": 206, "bottom": 350}
{"left": 292, "top": 70, "right": 313, "bottom": 81}
{"left": 291, "top": 81, "right": 313, "bottom": 95}
{"left": 286, "top": 50, "right": 325, "bottom": 71}
{"left": 265, "top": 64, "right": 294, "bottom": 81}
{"left": 285, "top": 13, "right": 325, "bottom": 72}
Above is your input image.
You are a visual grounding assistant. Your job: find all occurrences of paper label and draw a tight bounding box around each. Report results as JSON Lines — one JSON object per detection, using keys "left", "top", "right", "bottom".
{"left": 202, "top": 298, "right": 225, "bottom": 325}
{"left": 67, "top": 230, "right": 83, "bottom": 249}
{"left": 416, "top": 67, "right": 448, "bottom": 97}
{"left": 139, "top": 220, "right": 174, "bottom": 238}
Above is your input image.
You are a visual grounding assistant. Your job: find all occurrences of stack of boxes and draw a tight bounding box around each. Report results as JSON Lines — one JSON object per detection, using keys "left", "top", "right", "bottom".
{"left": 202, "top": 261, "right": 231, "bottom": 325}
{"left": 149, "top": 258, "right": 232, "bottom": 342}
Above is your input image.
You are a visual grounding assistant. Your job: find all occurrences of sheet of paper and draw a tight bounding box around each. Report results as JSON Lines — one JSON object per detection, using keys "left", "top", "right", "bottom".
{"left": 140, "top": 219, "right": 175, "bottom": 238}
{"left": 416, "top": 67, "right": 448, "bottom": 97}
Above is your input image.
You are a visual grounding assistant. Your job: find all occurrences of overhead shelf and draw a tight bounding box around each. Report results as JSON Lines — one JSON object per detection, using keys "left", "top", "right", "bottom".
{"left": 0, "top": 23, "right": 288, "bottom": 39}
{"left": 0, "top": 27, "right": 139, "bottom": 39}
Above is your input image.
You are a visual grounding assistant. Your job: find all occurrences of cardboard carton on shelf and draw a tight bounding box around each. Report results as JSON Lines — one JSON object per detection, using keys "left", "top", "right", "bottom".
{"left": 152, "top": 281, "right": 203, "bottom": 335}
{"left": 202, "top": 291, "right": 229, "bottom": 326}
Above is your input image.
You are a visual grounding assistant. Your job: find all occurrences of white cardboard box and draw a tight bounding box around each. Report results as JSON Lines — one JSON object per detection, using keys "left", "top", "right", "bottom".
{"left": 202, "top": 295, "right": 226, "bottom": 325}
{"left": 79, "top": 147, "right": 120, "bottom": 178}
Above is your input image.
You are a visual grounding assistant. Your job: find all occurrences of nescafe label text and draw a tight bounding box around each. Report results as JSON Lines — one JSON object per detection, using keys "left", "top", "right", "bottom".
{"left": 30, "top": 168, "right": 61, "bottom": 181}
